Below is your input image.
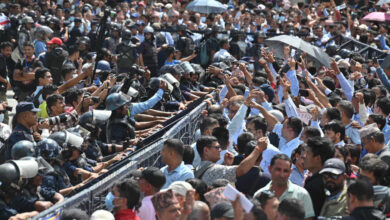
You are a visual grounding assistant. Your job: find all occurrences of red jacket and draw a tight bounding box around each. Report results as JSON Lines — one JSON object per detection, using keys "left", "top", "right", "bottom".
{"left": 115, "top": 209, "right": 140, "bottom": 220}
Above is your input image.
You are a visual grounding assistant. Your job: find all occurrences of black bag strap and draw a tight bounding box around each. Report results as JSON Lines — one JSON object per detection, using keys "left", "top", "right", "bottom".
{"left": 195, "top": 162, "right": 215, "bottom": 179}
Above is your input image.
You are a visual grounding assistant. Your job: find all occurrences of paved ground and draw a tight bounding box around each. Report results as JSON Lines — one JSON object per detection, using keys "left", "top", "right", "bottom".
{"left": 6, "top": 90, "right": 17, "bottom": 126}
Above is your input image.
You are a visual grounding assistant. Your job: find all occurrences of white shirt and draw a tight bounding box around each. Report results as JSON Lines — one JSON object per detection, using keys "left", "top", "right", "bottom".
{"left": 261, "top": 143, "right": 280, "bottom": 175}
{"left": 335, "top": 140, "right": 345, "bottom": 147}
{"left": 137, "top": 195, "right": 156, "bottom": 220}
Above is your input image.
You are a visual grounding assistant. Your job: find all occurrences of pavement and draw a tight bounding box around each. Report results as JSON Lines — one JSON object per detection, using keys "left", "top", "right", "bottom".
{"left": 6, "top": 90, "right": 17, "bottom": 126}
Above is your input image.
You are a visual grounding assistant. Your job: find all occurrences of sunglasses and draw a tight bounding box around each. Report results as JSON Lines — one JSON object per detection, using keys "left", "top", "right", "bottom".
{"left": 322, "top": 173, "right": 341, "bottom": 180}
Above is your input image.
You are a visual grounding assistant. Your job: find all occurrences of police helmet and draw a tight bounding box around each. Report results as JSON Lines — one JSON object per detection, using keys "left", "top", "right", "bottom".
{"left": 149, "top": 77, "right": 161, "bottom": 91}
{"left": 37, "top": 139, "right": 62, "bottom": 161}
{"left": 254, "top": 31, "right": 267, "bottom": 39}
{"left": 338, "top": 48, "right": 352, "bottom": 59}
{"left": 11, "top": 140, "right": 36, "bottom": 160}
{"left": 144, "top": 26, "right": 154, "bottom": 34}
{"left": 105, "top": 93, "right": 131, "bottom": 111}
{"left": 22, "top": 16, "right": 34, "bottom": 25}
{"left": 122, "top": 29, "right": 132, "bottom": 40}
{"left": 79, "top": 110, "right": 112, "bottom": 131}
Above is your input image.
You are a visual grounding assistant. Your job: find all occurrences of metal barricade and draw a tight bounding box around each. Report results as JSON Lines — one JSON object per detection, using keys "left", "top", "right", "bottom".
{"left": 34, "top": 101, "right": 207, "bottom": 219}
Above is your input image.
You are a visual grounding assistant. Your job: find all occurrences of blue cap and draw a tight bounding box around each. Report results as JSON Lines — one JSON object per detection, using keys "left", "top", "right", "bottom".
{"left": 97, "top": 60, "right": 111, "bottom": 71}
{"left": 260, "top": 84, "right": 275, "bottom": 102}
{"left": 16, "top": 102, "right": 39, "bottom": 113}
{"left": 136, "top": 20, "right": 146, "bottom": 26}
{"left": 131, "top": 12, "right": 139, "bottom": 18}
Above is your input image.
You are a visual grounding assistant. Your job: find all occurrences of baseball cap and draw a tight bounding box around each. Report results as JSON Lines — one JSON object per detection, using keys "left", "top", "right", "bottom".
{"left": 168, "top": 181, "right": 194, "bottom": 197}
{"left": 319, "top": 158, "right": 346, "bottom": 175}
{"left": 358, "top": 123, "right": 381, "bottom": 139}
{"left": 138, "top": 1, "right": 146, "bottom": 7}
{"left": 260, "top": 84, "right": 275, "bottom": 102}
{"left": 211, "top": 201, "right": 235, "bottom": 220}
{"left": 132, "top": 167, "right": 166, "bottom": 189}
{"left": 16, "top": 102, "right": 39, "bottom": 113}
{"left": 47, "top": 37, "right": 63, "bottom": 45}
{"left": 165, "top": 3, "right": 172, "bottom": 9}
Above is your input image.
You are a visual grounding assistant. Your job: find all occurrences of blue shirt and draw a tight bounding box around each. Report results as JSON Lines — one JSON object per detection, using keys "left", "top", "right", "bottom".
{"left": 161, "top": 162, "right": 194, "bottom": 189}
{"left": 336, "top": 72, "right": 354, "bottom": 102}
{"left": 290, "top": 164, "right": 307, "bottom": 186}
{"left": 286, "top": 70, "right": 299, "bottom": 97}
{"left": 273, "top": 123, "right": 303, "bottom": 157}
{"left": 345, "top": 122, "right": 362, "bottom": 145}
{"left": 34, "top": 40, "right": 47, "bottom": 57}
{"left": 129, "top": 89, "right": 164, "bottom": 120}
{"left": 382, "top": 118, "right": 390, "bottom": 144}
{"left": 164, "top": 60, "right": 180, "bottom": 66}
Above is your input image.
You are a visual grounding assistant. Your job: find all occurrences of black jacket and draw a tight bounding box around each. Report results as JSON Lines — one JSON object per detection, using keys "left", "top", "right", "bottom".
{"left": 342, "top": 206, "right": 386, "bottom": 220}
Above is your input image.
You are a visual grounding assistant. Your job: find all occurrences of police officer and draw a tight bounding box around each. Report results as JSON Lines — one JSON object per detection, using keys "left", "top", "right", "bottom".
{"left": 7, "top": 102, "right": 40, "bottom": 161}
{"left": 0, "top": 157, "right": 53, "bottom": 216}
{"left": 104, "top": 23, "right": 122, "bottom": 54}
{"left": 50, "top": 131, "right": 99, "bottom": 185}
{"left": 100, "top": 93, "right": 137, "bottom": 144}
{"left": 18, "top": 157, "right": 64, "bottom": 206}
{"left": 79, "top": 110, "right": 134, "bottom": 162}
{"left": 247, "top": 31, "right": 266, "bottom": 72}
{"left": 37, "top": 138, "right": 84, "bottom": 196}
{"left": 139, "top": 26, "right": 159, "bottom": 77}
{"left": 10, "top": 140, "right": 35, "bottom": 160}
{"left": 115, "top": 29, "right": 138, "bottom": 73}
{"left": 175, "top": 24, "right": 195, "bottom": 59}
{"left": 17, "top": 16, "right": 35, "bottom": 57}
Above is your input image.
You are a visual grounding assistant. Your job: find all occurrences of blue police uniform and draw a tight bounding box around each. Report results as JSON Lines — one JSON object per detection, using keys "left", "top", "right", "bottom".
{"left": 6, "top": 102, "right": 39, "bottom": 160}
{"left": 7, "top": 123, "right": 35, "bottom": 160}
{"left": 64, "top": 158, "right": 95, "bottom": 185}
{"left": 0, "top": 200, "right": 18, "bottom": 220}
{"left": 41, "top": 164, "right": 71, "bottom": 198}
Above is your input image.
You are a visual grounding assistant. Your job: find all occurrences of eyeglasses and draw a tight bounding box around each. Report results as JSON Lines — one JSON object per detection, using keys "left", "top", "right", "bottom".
{"left": 210, "top": 145, "right": 222, "bottom": 150}
{"left": 322, "top": 173, "right": 341, "bottom": 180}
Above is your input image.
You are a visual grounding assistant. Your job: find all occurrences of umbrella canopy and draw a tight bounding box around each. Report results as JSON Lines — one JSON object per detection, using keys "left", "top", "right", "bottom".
{"left": 376, "top": 0, "right": 390, "bottom": 5}
{"left": 265, "top": 35, "right": 331, "bottom": 67}
{"left": 186, "top": 0, "right": 227, "bottom": 14}
{"left": 362, "top": 12, "right": 390, "bottom": 22}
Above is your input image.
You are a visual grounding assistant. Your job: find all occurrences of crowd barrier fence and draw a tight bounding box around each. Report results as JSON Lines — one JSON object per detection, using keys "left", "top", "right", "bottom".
{"left": 34, "top": 98, "right": 208, "bottom": 219}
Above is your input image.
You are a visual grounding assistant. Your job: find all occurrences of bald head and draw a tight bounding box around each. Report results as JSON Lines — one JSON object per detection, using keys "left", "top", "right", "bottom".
{"left": 187, "top": 201, "right": 210, "bottom": 220}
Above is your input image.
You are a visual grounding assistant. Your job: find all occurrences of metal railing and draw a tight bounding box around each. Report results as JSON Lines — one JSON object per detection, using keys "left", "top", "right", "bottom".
{"left": 34, "top": 99, "right": 208, "bottom": 219}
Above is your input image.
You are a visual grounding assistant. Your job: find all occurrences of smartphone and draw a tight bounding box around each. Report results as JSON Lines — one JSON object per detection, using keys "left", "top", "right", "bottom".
{"left": 299, "top": 89, "right": 310, "bottom": 97}
{"left": 281, "top": 64, "right": 290, "bottom": 74}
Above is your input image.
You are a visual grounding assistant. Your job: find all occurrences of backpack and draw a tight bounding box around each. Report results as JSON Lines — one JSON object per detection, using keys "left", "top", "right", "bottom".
{"left": 200, "top": 41, "right": 209, "bottom": 67}
{"left": 183, "top": 37, "right": 195, "bottom": 57}
{"left": 117, "top": 44, "right": 137, "bottom": 71}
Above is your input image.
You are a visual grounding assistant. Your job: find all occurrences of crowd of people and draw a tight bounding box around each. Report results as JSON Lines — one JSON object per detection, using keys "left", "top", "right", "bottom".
{"left": 1, "top": 0, "right": 390, "bottom": 219}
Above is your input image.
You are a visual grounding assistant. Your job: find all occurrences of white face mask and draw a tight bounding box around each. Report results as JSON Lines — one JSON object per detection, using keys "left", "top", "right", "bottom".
{"left": 72, "top": 74, "right": 78, "bottom": 79}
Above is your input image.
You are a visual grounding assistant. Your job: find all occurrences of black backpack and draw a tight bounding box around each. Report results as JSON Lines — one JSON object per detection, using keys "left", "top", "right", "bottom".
{"left": 116, "top": 44, "right": 137, "bottom": 71}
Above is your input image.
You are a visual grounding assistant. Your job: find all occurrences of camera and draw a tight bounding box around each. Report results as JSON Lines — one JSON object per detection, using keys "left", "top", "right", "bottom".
{"left": 91, "top": 96, "right": 100, "bottom": 103}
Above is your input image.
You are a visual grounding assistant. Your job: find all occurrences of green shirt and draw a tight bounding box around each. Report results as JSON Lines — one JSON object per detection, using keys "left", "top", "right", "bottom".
{"left": 254, "top": 180, "right": 315, "bottom": 218}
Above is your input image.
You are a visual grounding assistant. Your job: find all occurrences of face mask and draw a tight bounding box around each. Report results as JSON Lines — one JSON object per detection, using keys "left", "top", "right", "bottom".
{"left": 105, "top": 192, "right": 115, "bottom": 211}
{"left": 0, "top": 3, "right": 6, "bottom": 8}
{"left": 200, "top": 17, "right": 206, "bottom": 23}
{"left": 72, "top": 74, "right": 78, "bottom": 79}
{"left": 0, "top": 114, "right": 4, "bottom": 123}
{"left": 273, "top": 14, "right": 279, "bottom": 20}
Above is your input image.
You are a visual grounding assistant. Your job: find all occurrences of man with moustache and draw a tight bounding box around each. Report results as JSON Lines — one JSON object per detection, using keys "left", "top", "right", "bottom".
{"left": 319, "top": 158, "right": 348, "bottom": 218}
